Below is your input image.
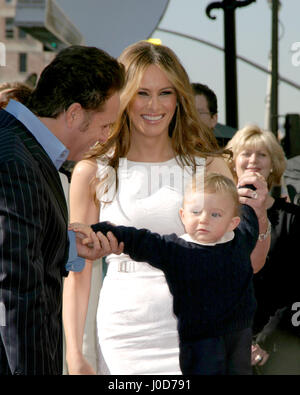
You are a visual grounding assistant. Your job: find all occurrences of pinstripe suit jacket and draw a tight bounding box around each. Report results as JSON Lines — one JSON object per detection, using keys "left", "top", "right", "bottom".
{"left": 0, "top": 109, "right": 69, "bottom": 375}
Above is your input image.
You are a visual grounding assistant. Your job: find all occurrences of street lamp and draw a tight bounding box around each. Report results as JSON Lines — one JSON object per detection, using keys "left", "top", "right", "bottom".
{"left": 266, "top": 0, "right": 281, "bottom": 136}
{"left": 206, "top": 0, "right": 256, "bottom": 129}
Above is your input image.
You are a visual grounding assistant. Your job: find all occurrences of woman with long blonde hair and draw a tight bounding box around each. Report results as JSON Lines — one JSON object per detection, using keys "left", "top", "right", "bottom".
{"left": 63, "top": 41, "right": 269, "bottom": 375}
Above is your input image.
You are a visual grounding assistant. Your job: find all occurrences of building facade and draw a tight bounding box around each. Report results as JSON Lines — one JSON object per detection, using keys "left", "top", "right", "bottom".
{"left": 0, "top": 0, "right": 55, "bottom": 86}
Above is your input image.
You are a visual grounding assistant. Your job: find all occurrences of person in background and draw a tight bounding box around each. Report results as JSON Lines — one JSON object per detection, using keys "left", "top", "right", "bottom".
{"left": 191, "top": 82, "right": 218, "bottom": 130}
{"left": 191, "top": 82, "right": 236, "bottom": 147}
{"left": 0, "top": 45, "right": 125, "bottom": 375}
{"left": 70, "top": 172, "right": 270, "bottom": 375}
{"left": 0, "top": 81, "right": 32, "bottom": 108}
{"left": 63, "top": 40, "right": 270, "bottom": 375}
{"left": 225, "top": 124, "right": 300, "bottom": 375}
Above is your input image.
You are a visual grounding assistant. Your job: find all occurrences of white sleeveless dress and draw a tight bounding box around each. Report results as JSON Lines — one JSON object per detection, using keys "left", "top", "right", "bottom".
{"left": 95, "top": 157, "right": 205, "bottom": 375}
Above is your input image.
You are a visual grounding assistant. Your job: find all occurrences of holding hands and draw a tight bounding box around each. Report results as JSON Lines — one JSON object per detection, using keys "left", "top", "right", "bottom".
{"left": 69, "top": 223, "right": 123, "bottom": 260}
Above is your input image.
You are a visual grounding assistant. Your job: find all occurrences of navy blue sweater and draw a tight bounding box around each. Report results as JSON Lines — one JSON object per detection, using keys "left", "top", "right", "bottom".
{"left": 92, "top": 204, "right": 258, "bottom": 342}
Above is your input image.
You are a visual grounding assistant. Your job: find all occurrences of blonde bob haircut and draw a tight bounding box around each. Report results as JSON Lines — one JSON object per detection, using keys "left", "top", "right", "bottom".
{"left": 84, "top": 41, "right": 227, "bottom": 203}
{"left": 225, "top": 124, "right": 286, "bottom": 189}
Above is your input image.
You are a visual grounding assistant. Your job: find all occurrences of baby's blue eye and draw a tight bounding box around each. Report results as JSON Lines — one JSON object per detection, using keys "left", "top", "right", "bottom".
{"left": 211, "top": 212, "right": 221, "bottom": 218}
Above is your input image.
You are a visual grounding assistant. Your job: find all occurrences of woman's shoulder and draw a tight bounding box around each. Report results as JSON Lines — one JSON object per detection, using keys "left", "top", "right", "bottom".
{"left": 72, "top": 158, "right": 98, "bottom": 181}
{"left": 205, "top": 156, "right": 233, "bottom": 179}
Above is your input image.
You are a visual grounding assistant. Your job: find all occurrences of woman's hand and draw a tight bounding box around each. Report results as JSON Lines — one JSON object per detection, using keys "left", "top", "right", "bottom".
{"left": 251, "top": 343, "right": 269, "bottom": 366}
{"left": 67, "top": 352, "right": 97, "bottom": 375}
{"left": 237, "top": 171, "right": 269, "bottom": 221}
{"left": 237, "top": 172, "right": 270, "bottom": 273}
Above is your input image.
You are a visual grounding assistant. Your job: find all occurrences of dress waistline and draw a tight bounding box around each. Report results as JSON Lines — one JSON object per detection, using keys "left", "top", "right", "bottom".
{"left": 118, "top": 260, "right": 137, "bottom": 273}
{"left": 106, "top": 259, "right": 163, "bottom": 275}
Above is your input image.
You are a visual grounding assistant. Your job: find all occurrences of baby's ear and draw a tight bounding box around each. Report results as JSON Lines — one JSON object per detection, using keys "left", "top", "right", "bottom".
{"left": 179, "top": 207, "right": 184, "bottom": 221}
{"left": 229, "top": 216, "right": 240, "bottom": 231}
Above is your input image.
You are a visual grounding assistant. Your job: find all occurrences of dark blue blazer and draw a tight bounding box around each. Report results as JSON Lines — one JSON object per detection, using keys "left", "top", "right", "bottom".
{"left": 0, "top": 109, "right": 69, "bottom": 375}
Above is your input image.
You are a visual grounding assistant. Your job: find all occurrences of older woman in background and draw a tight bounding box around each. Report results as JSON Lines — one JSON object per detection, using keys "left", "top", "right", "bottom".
{"left": 226, "top": 124, "right": 300, "bottom": 375}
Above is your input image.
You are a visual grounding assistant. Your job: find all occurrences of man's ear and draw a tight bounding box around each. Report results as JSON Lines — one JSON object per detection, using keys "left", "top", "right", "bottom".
{"left": 65, "top": 102, "right": 83, "bottom": 128}
{"left": 228, "top": 216, "right": 240, "bottom": 232}
{"left": 211, "top": 112, "right": 218, "bottom": 129}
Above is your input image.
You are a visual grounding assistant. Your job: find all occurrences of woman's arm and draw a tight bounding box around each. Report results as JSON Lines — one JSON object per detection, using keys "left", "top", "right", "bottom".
{"left": 63, "top": 159, "right": 100, "bottom": 375}
{"left": 237, "top": 172, "right": 270, "bottom": 273}
{"left": 206, "top": 156, "right": 234, "bottom": 179}
{"left": 207, "top": 159, "right": 270, "bottom": 273}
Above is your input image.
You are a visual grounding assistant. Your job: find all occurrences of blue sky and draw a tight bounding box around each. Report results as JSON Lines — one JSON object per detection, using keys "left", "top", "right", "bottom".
{"left": 57, "top": 0, "right": 300, "bottom": 131}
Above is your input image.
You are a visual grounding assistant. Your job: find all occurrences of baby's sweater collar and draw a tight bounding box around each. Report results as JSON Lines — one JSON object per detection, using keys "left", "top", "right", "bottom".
{"left": 179, "top": 231, "right": 234, "bottom": 246}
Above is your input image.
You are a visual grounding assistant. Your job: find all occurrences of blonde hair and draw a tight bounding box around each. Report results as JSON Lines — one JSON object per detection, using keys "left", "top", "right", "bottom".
{"left": 185, "top": 172, "right": 240, "bottom": 216}
{"left": 84, "top": 41, "right": 226, "bottom": 203}
{"left": 225, "top": 124, "right": 286, "bottom": 189}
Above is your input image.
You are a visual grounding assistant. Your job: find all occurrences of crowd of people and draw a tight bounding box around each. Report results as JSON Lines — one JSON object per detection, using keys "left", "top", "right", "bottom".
{"left": 0, "top": 40, "right": 299, "bottom": 376}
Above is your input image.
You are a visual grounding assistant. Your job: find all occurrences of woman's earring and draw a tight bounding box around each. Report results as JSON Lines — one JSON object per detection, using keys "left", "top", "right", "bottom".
{"left": 270, "top": 168, "right": 273, "bottom": 173}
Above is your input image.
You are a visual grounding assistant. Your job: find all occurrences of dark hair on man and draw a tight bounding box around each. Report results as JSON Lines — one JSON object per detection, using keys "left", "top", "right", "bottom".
{"left": 191, "top": 82, "right": 218, "bottom": 116}
{"left": 27, "top": 45, "right": 125, "bottom": 118}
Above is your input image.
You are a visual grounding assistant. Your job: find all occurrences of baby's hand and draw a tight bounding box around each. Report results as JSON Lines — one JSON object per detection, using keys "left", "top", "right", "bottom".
{"left": 69, "top": 222, "right": 93, "bottom": 246}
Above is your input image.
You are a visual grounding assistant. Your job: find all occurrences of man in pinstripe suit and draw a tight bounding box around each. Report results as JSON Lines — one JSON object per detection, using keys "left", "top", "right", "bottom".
{"left": 0, "top": 46, "right": 125, "bottom": 375}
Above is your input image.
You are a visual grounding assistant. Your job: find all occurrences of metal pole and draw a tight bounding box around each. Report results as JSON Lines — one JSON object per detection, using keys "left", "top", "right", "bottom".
{"left": 206, "top": 0, "right": 256, "bottom": 129}
{"left": 157, "top": 27, "right": 300, "bottom": 91}
{"left": 264, "top": 52, "right": 272, "bottom": 130}
{"left": 270, "top": 0, "right": 279, "bottom": 136}
{"left": 223, "top": 2, "right": 238, "bottom": 128}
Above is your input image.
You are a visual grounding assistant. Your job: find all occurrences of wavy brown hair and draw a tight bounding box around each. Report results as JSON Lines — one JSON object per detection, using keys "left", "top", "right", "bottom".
{"left": 0, "top": 82, "right": 32, "bottom": 108}
{"left": 84, "top": 41, "right": 229, "bottom": 201}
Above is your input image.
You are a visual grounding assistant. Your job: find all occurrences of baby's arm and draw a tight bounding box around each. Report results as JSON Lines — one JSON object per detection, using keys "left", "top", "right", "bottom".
{"left": 91, "top": 222, "right": 172, "bottom": 269}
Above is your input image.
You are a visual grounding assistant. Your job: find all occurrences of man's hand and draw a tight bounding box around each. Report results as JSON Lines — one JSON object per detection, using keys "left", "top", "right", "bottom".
{"left": 69, "top": 222, "right": 124, "bottom": 260}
